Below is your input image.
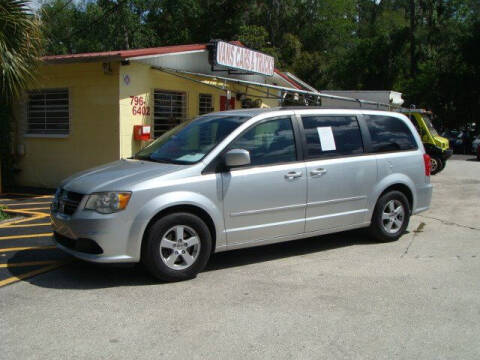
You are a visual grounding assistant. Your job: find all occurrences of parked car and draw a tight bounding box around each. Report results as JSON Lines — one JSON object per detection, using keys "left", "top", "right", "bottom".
{"left": 471, "top": 135, "right": 480, "bottom": 154}
{"left": 442, "top": 130, "right": 465, "bottom": 153}
{"left": 51, "top": 108, "right": 433, "bottom": 281}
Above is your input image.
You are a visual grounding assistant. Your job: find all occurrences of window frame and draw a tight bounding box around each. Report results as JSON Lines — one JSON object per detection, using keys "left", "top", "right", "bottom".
{"left": 203, "top": 114, "right": 304, "bottom": 174}
{"left": 297, "top": 113, "right": 366, "bottom": 160}
{"left": 24, "top": 88, "right": 71, "bottom": 138}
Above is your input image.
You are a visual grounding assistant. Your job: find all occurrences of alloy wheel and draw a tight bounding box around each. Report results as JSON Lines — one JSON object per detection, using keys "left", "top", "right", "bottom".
{"left": 430, "top": 157, "right": 438, "bottom": 173}
{"left": 381, "top": 200, "right": 405, "bottom": 234}
{"left": 159, "top": 225, "right": 201, "bottom": 270}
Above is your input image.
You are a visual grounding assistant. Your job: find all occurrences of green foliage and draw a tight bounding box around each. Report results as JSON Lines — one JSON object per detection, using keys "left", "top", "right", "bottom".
{"left": 238, "top": 25, "right": 270, "bottom": 52}
{"left": 36, "top": 0, "right": 480, "bottom": 129}
{"left": 0, "top": 0, "right": 43, "bottom": 102}
{"left": 0, "top": 0, "right": 43, "bottom": 188}
{"left": 0, "top": 205, "right": 10, "bottom": 221}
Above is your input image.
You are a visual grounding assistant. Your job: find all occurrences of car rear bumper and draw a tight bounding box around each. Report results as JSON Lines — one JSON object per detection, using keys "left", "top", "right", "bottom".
{"left": 413, "top": 183, "right": 433, "bottom": 215}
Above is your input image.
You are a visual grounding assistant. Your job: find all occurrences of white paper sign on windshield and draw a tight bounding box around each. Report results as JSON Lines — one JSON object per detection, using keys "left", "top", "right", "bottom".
{"left": 316, "top": 126, "right": 336, "bottom": 151}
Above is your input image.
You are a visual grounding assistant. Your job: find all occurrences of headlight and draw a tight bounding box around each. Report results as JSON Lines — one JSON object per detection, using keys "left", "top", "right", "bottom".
{"left": 84, "top": 192, "right": 131, "bottom": 214}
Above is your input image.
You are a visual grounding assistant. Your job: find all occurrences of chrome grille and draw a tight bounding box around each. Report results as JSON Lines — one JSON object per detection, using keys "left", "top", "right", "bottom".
{"left": 53, "top": 189, "right": 84, "bottom": 215}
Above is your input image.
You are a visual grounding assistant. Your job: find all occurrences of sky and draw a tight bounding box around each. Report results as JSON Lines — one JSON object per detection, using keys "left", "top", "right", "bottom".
{"left": 28, "top": 0, "right": 42, "bottom": 10}
{"left": 28, "top": 0, "right": 85, "bottom": 11}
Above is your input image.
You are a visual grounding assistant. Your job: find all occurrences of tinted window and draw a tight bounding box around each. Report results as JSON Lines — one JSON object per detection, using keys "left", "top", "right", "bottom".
{"left": 301, "top": 116, "right": 364, "bottom": 158}
{"left": 229, "top": 117, "right": 297, "bottom": 166}
{"left": 365, "top": 115, "right": 417, "bottom": 153}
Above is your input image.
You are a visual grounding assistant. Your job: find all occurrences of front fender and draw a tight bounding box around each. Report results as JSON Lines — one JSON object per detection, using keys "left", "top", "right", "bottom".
{"left": 127, "top": 191, "right": 224, "bottom": 261}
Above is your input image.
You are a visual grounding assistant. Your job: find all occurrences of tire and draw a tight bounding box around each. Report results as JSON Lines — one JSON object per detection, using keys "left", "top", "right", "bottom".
{"left": 430, "top": 156, "right": 443, "bottom": 175}
{"left": 439, "top": 160, "right": 446, "bottom": 171}
{"left": 142, "top": 212, "right": 212, "bottom": 282}
{"left": 369, "top": 190, "right": 411, "bottom": 243}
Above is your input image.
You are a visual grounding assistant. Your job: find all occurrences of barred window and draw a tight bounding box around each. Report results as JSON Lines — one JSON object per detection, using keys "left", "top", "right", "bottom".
{"left": 153, "top": 90, "right": 187, "bottom": 138}
{"left": 27, "top": 89, "right": 69, "bottom": 135}
{"left": 199, "top": 94, "right": 213, "bottom": 115}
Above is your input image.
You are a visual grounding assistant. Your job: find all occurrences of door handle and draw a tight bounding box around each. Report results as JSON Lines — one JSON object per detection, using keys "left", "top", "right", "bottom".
{"left": 310, "top": 168, "right": 327, "bottom": 177}
{"left": 285, "top": 171, "right": 302, "bottom": 179}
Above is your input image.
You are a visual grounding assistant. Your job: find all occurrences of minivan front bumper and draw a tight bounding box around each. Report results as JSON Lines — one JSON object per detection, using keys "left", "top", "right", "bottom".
{"left": 51, "top": 210, "right": 138, "bottom": 263}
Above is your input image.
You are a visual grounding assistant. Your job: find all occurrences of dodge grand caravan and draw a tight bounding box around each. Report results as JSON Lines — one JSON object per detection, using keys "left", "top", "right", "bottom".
{"left": 51, "top": 108, "right": 433, "bottom": 281}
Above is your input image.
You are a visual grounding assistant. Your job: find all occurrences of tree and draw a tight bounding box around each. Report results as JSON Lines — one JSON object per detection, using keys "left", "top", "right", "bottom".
{"left": 0, "top": 0, "right": 43, "bottom": 188}
{"left": 27, "top": 0, "right": 480, "bottom": 129}
{"left": 0, "top": 0, "right": 42, "bottom": 102}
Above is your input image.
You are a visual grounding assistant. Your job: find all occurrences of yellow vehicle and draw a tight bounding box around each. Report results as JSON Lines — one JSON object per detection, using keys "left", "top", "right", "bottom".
{"left": 400, "top": 109, "right": 452, "bottom": 174}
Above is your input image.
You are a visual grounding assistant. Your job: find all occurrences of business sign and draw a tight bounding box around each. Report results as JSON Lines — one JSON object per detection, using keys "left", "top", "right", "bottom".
{"left": 215, "top": 41, "right": 274, "bottom": 76}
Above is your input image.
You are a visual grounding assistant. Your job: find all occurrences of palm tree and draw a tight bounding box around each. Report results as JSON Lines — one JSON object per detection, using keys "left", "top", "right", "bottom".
{"left": 1, "top": 0, "right": 42, "bottom": 102}
{"left": 0, "top": 0, "right": 43, "bottom": 190}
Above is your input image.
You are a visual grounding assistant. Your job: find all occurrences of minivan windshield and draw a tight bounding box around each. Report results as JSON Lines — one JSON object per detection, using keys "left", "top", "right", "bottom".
{"left": 135, "top": 115, "right": 250, "bottom": 164}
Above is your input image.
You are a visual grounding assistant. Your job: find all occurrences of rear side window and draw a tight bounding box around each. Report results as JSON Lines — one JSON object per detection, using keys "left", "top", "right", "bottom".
{"left": 301, "top": 115, "right": 364, "bottom": 158}
{"left": 365, "top": 115, "right": 417, "bottom": 153}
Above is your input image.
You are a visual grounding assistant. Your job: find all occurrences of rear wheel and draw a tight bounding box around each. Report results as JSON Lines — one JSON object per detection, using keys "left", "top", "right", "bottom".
{"left": 369, "top": 191, "right": 410, "bottom": 242}
{"left": 430, "top": 156, "right": 443, "bottom": 175}
{"left": 142, "top": 212, "right": 212, "bottom": 281}
{"left": 439, "top": 159, "right": 446, "bottom": 171}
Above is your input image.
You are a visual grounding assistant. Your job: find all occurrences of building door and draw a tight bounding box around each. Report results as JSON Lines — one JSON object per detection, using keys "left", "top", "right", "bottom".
{"left": 153, "top": 90, "right": 186, "bottom": 138}
{"left": 220, "top": 96, "right": 235, "bottom": 111}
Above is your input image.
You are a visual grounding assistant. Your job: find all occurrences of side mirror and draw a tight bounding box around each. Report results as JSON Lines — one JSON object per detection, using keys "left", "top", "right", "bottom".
{"left": 224, "top": 149, "right": 251, "bottom": 168}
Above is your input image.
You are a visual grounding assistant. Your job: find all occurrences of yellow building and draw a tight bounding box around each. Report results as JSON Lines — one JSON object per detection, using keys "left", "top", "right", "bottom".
{"left": 12, "top": 41, "right": 309, "bottom": 188}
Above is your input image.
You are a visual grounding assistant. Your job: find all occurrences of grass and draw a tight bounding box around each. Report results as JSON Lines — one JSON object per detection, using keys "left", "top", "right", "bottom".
{"left": 0, "top": 206, "right": 11, "bottom": 221}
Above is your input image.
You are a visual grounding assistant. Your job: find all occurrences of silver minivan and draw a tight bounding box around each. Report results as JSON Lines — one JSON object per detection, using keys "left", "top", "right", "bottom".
{"left": 51, "top": 108, "right": 433, "bottom": 281}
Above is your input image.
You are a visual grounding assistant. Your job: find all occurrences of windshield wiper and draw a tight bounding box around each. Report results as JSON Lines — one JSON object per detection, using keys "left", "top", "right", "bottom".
{"left": 135, "top": 154, "right": 191, "bottom": 165}
{"left": 149, "top": 156, "right": 190, "bottom": 165}
{"left": 134, "top": 155, "right": 155, "bottom": 162}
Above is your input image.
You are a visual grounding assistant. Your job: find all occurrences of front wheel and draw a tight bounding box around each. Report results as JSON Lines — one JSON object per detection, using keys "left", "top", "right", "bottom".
{"left": 369, "top": 191, "right": 411, "bottom": 242}
{"left": 142, "top": 212, "right": 212, "bottom": 281}
{"left": 430, "top": 156, "right": 443, "bottom": 175}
